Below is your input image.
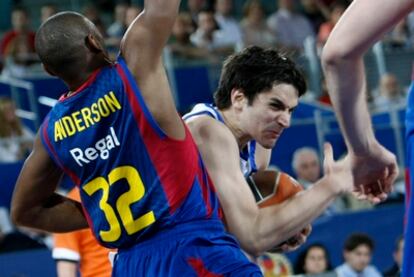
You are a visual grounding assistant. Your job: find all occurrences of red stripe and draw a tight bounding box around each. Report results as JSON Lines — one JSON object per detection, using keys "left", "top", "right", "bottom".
{"left": 116, "top": 65, "right": 197, "bottom": 214}
{"left": 405, "top": 168, "right": 411, "bottom": 227}
{"left": 198, "top": 167, "right": 212, "bottom": 218}
{"left": 42, "top": 121, "right": 81, "bottom": 186}
{"left": 187, "top": 257, "right": 223, "bottom": 277}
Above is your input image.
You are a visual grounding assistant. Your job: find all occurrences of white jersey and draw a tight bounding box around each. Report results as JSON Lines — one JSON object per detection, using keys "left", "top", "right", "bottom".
{"left": 183, "top": 103, "right": 257, "bottom": 177}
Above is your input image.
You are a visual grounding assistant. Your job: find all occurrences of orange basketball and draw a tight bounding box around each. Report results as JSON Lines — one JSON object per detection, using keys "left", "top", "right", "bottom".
{"left": 246, "top": 169, "right": 303, "bottom": 207}
{"left": 246, "top": 169, "right": 305, "bottom": 252}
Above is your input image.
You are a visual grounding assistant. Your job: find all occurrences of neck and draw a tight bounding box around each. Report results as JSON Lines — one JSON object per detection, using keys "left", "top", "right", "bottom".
{"left": 65, "top": 58, "right": 112, "bottom": 93}
{"left": 220, "top": 109, "right": 251, "bottom": 149}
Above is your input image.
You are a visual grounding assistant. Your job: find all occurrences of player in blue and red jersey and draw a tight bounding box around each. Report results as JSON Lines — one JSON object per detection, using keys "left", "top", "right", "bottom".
{"left": 321, "top": 0, "right": 412, "bottom": 276}
{"left": 10, "top": 1, "right": 262, "bottom": 276}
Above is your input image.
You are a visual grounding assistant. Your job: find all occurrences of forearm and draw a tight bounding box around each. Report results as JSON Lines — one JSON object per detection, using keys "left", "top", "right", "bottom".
{"left": 57, "top": 261, "right": 78, "bottom": 277}
{"left": 254, "top": 177, "right": 340, "bottom": 253}
{"left": 323, "top": 57, "right": 376, "bottom": 154}
{"left": 12, "top": 193, "right": 88, "bottom": 232}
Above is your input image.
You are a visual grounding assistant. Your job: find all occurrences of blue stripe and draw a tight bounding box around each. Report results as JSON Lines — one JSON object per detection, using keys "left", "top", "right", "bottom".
{"left": 248, "top": 141, "right": 258, "bottom": 174}
{"left": 117, "top": 56, "right": 166, "bottom": 139}
{"left": 39, "top": 116, "right": 61, "bottom": 167}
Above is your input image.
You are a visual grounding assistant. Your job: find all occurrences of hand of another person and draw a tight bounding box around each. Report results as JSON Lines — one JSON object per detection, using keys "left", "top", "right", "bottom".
{"left": 348, "top": 142, "right": 398, "bottom": 203}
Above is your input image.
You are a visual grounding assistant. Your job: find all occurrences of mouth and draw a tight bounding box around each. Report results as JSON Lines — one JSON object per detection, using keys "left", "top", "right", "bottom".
{"left": 267, "top": 130, "right": 282, "bottom": 139}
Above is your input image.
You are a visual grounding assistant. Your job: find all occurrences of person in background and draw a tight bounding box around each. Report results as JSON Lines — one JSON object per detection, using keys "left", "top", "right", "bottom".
{"left": 294, "top": 243, "right": 334, "bottom": 276}
{"left": 40, "top": 3, "right": 58, "bottom": 24}
{"left": 0, "top": 97, "right": 34, "bottom": 162}
{"left": 383, "top": 235, "right": 404, "bottom": 277}
{"left": 335, "top": 233, "right": 382, "bottom": 277}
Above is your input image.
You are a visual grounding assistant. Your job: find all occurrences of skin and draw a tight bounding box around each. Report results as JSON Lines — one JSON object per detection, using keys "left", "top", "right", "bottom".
{"left": 344, "top": 244, "right": 372, "bottom": 273}
{"left": 321, "top": 0, "right": 414, "bottom": 202}
{"left": 11, "top": 0, "right": 184, "bottom": 232}
{"left": 186, "top": 83, "right": 356, "bottom": 255}
{"left": 304, "top": 247, "right": 328, "bottom": 274}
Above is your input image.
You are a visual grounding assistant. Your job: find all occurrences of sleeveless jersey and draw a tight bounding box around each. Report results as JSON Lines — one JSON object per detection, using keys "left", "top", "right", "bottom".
{"left": 183, "top": 103, "right": 258, "bottom": 177}
{"left": 40, "top": 57, "right": 221, "bottom": 249}
{"left": 404, "top": 75, "right": 414, "bottom": 277}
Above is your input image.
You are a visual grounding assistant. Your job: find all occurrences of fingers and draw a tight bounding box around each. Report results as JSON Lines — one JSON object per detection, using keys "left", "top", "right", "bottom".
{"left": 323, "top": 143, "right": 334, "bottom": 172}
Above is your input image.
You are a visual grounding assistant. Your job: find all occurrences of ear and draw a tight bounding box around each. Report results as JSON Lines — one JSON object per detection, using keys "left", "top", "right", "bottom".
{"left": 85, "top": 34, "right": 103, "bottom": 53}
{"left": 230, "top": 88, "right": 247, "bottom": 111}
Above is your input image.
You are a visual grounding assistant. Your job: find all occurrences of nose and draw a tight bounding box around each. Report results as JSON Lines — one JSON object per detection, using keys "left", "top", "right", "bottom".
{"left": 278, "top": 111, "right": 291, "bottom": 128}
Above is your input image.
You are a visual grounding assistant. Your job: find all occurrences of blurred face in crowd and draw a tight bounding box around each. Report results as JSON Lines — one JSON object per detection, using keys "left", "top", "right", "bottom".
{"left": 125, "top": 6, "right": 142, "bottom": 27}
{"left": 278, "top": 0, "right": 295, "bottom": 12}
{"left": 12, "top": 10, "right": 30, "bottom": 31}
{"left": 216, "top": 0, "right": 233, "bottom": 16}
{"left": 380, "top": 74, "right": 400, "bottom": 99}
{"left": 245, "top": 1, "right": 265, "bottom": 24}
{"left": 304, "top": 246, "right": 328, "bottom": 274}
{"left": 41, "top": 5, "right": 57, "bottom": 24}
{"left": 172, "top": 14, "right": 193, "bottom": 41}
{"left": 0, "top": 100, "right": 17, "bottom": 123}
{"left": 295, "top": 150, "right": 320, "bottom": 182}
{"left": 188, "top": 0, "right": 206, "bottom": 13}
{"left": 114, "top": 3, "right": 128, "bottom": 24}
{"left": 344, "top": 244, "right": 372, "bottom": 272}
{"left": 198, "top": 11, "right": 216, "bottom": 33}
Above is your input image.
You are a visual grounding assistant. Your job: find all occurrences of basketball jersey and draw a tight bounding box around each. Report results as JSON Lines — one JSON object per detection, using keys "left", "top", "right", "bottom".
{"left": 40, "top": 57, "right": 221, "bottom": 249}
{"left": 404, "top": 77, "right": 414, "bottom": 277}
{"left": 183, "top": 103, "right": 258, "bottom": 177}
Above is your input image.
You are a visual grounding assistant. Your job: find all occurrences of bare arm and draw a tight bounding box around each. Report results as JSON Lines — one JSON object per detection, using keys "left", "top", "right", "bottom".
{"left": 187, "top": 117, "right": 352, "bottom": 256}
{"left": 120, "top": 0, "right": 184, "bottom": 140}
{"left": 322, "top": 0, "right": 414, "bottom": 154}
{"left": 321, "top": 0, "right": 411, "bottom": 196}
{"left": 11, "top": 133, "right": 87, "bottom": 232}
{"left": 56, "top": 261, "right": 78, "bottom": 277}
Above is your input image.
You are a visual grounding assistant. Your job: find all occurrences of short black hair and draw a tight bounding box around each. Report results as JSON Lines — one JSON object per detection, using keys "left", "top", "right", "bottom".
{"left": 294, "top": 243, "right": 332, "bottom": 274}
{"left": 214, "top": 46, "right": 306, "bottom": 109}
{"left": 35, "top": 11, "right": 100, "bottom": 78}
{"left": 344, "top": 233, "right": 375, "bottom": 252}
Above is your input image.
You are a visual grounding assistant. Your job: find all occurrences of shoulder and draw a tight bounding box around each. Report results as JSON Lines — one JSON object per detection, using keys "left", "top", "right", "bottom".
{"left": 186, "top": 116, "right": 236, "bottom": 147}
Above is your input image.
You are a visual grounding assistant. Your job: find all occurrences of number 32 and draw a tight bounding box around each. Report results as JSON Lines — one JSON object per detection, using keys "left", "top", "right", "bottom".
{"left": 83, "top": 165, "right": 156, "bottom": 242}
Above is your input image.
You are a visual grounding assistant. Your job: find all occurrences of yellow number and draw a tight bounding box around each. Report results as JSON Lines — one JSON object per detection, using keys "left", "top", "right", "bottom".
{"left": 83, "top": 166, "right": 156, "bottom": 242}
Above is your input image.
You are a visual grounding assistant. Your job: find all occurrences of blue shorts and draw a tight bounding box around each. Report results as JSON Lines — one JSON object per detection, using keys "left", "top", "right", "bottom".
{"left": 112, "top": 219, "right": 262, "bottom": 276}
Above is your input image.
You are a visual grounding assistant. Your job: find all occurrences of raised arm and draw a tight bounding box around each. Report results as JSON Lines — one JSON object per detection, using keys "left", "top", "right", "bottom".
{"left": 120, "top": 0, "right": 184, "bottom": 139}
{"left": 11, "top": 133, "right": 87, "bottom": 232}
{"left": 187, "top": 117, "right": 353, "bottom": 256}
{"left": 321, "top": 0, "right": 413, "bottom": 196}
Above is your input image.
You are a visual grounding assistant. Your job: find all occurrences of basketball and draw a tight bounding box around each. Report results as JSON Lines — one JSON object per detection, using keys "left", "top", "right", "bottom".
{"left": 246, "top": 169, "right": 303, "bottom": 207}
{"left": 246, "top": 169, "right": 305, "bottom": 252}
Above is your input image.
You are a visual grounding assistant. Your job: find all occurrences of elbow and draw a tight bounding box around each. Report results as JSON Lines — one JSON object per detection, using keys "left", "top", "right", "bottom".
{"left": 321, "top": 42, "right": 362, "bottom": 70}
{"left": 10, "top": 202, "right": 30, "bottom": 227}
{"left": 238, "top": 233, "right": 267, "bottom": 257}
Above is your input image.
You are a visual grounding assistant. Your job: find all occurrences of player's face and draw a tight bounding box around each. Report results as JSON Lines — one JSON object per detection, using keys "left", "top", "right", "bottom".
{"left": 345, "top": 245, "right": 372, "bottom": 272}
{"left": 240, "top": 83, "right": 298, "bottom": 149}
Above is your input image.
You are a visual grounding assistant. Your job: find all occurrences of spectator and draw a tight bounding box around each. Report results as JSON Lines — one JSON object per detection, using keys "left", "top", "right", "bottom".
{"left": 0, "top": 97, "right": 34, "bottom": 162}
{"left": 106, "top": 2, "right": 128, "bottom": 38}
{"left": 294, "top": 243, "right": 334, "bottom": 276}
{"left": 292, "top": 147, "right": 321, "bottom": 189}
{"left": 214, "top": 0, "right": 243, "bottom": 51}
{"left": 40, "top": 3, "right": 58, "bottom": 24}
{"left": 383, "top": 235, "right": 404, "bottom": 277}
{"left": 267, "top": 0, "right": 314, "bottom": 52}
{"left": 317, "top": 1, "right": 347, "bottom": 48}
{"left": 335, "top": 233, "right": 382, "bottom": 277}
{"left": 240, "top": 0, "right": 277, "bottom": 48}
{"left": 372, "top": 73, "right": 406, "bottom": 111}
{"left": 125, "top": 5, "right": 142, "bottom": 27}
{"left": 187, "top": 0, "right": 207, "bottom": 28}
{"left": 167, "top": 12, "right": 210, "bottom": 60}
{"left": 383, "top": 18, "right": 411, "bottom": 49}
{"left": 301, "top": 0, "right": 330, "bottom": 34}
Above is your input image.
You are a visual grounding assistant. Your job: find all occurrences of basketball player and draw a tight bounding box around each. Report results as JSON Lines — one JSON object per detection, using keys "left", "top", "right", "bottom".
{"left": 10, "top": 1, "right": 262, "bottom": 275}
{"left": 321, "top": 0, "right": 411, "bottom": 275}
{"left": 184, "top": 46, "right": 358, "bottom": 255}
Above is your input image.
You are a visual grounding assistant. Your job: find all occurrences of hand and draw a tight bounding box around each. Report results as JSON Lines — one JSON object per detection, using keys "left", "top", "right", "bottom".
{"left": 349, "top": 142, "right": 398, "bottom": 203}
{"left": 272, "top": 225, "right": 312, "bottom": 253}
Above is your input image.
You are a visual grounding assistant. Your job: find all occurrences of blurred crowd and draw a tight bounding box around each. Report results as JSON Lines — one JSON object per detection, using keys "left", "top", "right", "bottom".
{"left": 0, "top": 1, "right": 408, "bottom": 276}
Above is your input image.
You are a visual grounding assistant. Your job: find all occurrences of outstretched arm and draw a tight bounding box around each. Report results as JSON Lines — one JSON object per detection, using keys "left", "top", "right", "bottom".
{"left": 11, "top": 133, "right": 87, "bottom": 232}
{"left": 187, "top": 117, "right": 353, "bottom": 256}
{"left": 321, "top": 0, "right": 413, "bottom": 198}
{"left": 120, "top": 0, "right": 184, "bottom": 140}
